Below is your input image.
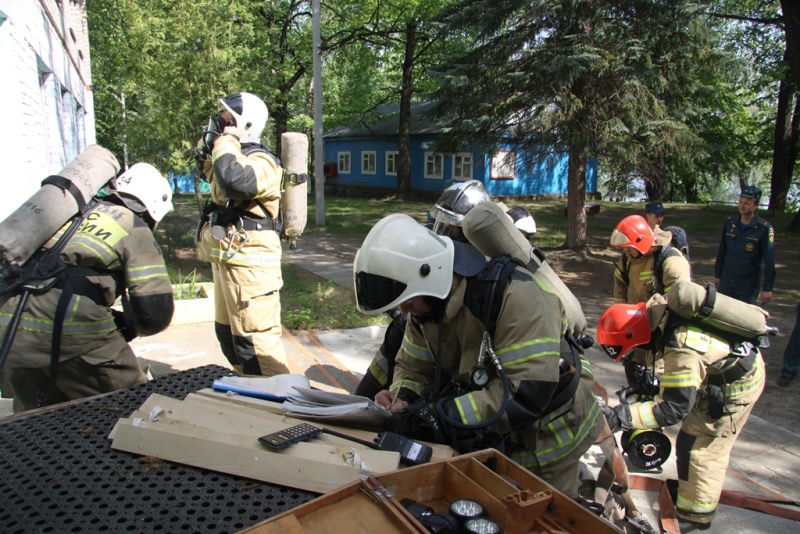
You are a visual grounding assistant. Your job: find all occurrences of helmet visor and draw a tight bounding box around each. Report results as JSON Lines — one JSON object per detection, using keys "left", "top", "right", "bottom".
{"left": 609, "top": 228, "right": 632, "bottom": 247}
{"left": 355, "top": 271, "right": 407, "bottom": 312}
{"left": 222, "top": 93, "right": 244, "bottom": 115}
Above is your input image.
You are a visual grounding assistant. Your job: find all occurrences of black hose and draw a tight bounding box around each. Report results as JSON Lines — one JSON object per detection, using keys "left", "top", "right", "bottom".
{"left": 436, "top": 367, "right": 511, "bottom": 430}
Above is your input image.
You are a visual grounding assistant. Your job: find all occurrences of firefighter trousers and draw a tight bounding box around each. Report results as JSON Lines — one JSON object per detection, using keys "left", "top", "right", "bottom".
{"left": 4, "top": 340, "right": 146, "bottom": 413}
{"left": 212, "top": 262, "right": 289, "bottom": 377}
{"left": 673, "top": 356, "right": 765, "bottom": 526}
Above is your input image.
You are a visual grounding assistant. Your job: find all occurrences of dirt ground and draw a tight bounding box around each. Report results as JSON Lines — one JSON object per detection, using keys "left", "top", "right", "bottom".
{"left": 546, "top": 234, "right": 800, "bottom": 436}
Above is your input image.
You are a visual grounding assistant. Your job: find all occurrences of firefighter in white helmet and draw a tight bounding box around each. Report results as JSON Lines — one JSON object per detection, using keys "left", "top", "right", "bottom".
{"left": 195, "top": 92, "right": 288, "bottom": 377}
{"left": 0, "top": 163, "right": 174, "bottom": 412}
{"left": 354, "top": 214, "right": 603, "bottom": 498}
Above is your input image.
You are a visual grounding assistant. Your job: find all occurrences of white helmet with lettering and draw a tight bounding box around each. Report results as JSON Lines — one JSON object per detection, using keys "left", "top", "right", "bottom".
{"left": 354, "top": 214, "right": 454, "bottom": 315}
{"left": 220, "top": 92, "right": 268, "bottom": 144}
{"left": 115, "top": 163, "right": 173, "bottom": 224}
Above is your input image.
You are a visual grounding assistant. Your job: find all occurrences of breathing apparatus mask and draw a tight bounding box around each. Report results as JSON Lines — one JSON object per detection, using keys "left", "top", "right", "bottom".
{"left": 197, "top": 113, "right": 235, "bottom": 158}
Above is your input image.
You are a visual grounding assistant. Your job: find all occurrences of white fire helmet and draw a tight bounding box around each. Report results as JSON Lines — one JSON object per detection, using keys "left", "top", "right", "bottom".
{"left": 429, "top": 180, "right": 491, "bottom": 235}
{"left": 353, "top": 214, "right": 454, "bottom": 315}
{"left": 115, "top": 163, "right": 173, "bottom": 223}
{"left": 219, "top": 92, "right": 269, "bottom": 144}
{"left": 506, "top": 205, "right": 537, "bottom": 237}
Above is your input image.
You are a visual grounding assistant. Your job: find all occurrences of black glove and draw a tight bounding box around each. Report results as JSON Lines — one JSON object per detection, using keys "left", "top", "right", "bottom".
{"left": 385, "top": 399, "right": 445, "bottom": 443}
{"left": 112, "top": 309, "right": 137, "bottom": 342}
{"left": 602, "top": 404, "right": 622, "bottom": 432}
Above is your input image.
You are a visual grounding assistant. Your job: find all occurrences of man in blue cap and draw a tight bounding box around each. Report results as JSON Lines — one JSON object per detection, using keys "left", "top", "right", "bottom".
{"left": 714, "top": 185, "right": 775, "bottom": 305}
{"left": 644, "top": 200, "right": 665, "bottom": 229}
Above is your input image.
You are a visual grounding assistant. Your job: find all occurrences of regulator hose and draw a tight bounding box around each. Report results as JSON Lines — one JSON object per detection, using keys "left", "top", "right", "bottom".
{"left": 435, "top": 368, "right": 512, "bottom": 430}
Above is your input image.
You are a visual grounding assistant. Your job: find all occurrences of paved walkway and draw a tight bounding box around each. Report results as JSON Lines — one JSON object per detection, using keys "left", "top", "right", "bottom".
{"left": 3, "top": 234, "right": 799, "bottom": 532}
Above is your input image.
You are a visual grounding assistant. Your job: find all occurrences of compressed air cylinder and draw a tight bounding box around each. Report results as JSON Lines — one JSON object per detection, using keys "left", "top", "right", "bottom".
{"left": 280, "top": 132, "right": 309, "bottom": 250}
{"left": 462, "top": 201, "right": 587, "bottom": 335}
{"left": 0, "top": 145, "right": 120, "bottom": 275}
{"left": 667, "top": 280, "right": 768, "bottom": 338}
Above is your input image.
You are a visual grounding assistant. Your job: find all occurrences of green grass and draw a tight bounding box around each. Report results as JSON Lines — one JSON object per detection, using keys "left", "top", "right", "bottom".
{"left": 281, "top": 262, "right": 387, "bottom": 330}
{"left": 300, "top": 194, "right": 432, "bottom": 239}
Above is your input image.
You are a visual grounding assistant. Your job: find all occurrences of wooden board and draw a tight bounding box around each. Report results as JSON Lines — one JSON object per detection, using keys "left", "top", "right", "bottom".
{"left": 108, "top": 392, "right": 402, "bottom": 494}
{"left": 194, "top": 388, "right": 457, "bottom": 461}
{"left": 111, "top": 420, "right": 374, "bottom": 494}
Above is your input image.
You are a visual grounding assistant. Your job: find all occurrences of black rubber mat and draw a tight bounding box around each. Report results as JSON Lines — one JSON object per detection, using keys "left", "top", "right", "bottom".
{"left": 0, "top": 365, "right": 317, "bottom": 533}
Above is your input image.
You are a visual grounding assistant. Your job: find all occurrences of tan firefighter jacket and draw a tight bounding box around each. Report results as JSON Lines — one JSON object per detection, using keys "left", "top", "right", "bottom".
{"left": 197, "top": 134, "right": 283, "bottom": 293}
{"left": 620, "top": 295, "right": 765, "bottom": 430}
{"left": 391, "top": 267, "right": 603, "bottom": 469}
{"left": 0, "top": 201, "right": 174, "bottom": 369}
{"left": 614, "top": 227, "right": 691, "bottom": 304}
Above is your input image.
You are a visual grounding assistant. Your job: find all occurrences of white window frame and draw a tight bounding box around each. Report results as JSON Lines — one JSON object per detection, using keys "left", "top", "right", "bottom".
{"left": 338, "top": 151, "right": 351, "bottom": 174}
{"left": 491, "top": 150, "right": 516, "bottom": 179}
{"left": 386, "top": 151, "right": 399, "bottom": 176}
{"left": 362, "top": 151, "right": 376, "bottom": 174}
{"left": 424, "top": 152, "right": 444, "bottom": 179}
{"left": 452, "top": 153, "right": 473, "bottom": 180}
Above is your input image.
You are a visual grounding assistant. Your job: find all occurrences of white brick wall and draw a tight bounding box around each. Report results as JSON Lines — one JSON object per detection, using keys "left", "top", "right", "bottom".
{"left": 0, "top": 0, "right": 96, "bottom": 221}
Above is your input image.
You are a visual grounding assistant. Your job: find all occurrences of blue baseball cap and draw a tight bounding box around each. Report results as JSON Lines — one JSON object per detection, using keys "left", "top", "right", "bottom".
{"left": 645, "top": 201, "right": 665, "bottom": 215}
{"left": 740, "top": 185, "right": 762, "bottom": 201}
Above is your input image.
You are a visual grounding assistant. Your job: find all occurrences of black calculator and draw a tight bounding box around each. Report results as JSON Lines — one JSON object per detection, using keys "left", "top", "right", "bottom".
{"left": 258, "top": 423, "right": 323, "bottom": 449}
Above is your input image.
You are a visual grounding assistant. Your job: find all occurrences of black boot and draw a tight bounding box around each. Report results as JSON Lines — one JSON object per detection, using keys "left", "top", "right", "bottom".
{"left": 678, "top": 518, "right": 711, "bottom": 533}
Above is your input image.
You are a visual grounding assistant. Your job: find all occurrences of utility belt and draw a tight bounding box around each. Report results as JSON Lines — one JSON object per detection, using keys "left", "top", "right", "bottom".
{"left": 706, "top": 347, "right": 757, "bottom": 387}
{"left": 196, "top": 201, "right": 280, "bottom": 253}
{"left": 206, "top": 202, "right": 276, "bottom": 232}
{"left": 702, "top": 348, "right": 757, "bottom": 420}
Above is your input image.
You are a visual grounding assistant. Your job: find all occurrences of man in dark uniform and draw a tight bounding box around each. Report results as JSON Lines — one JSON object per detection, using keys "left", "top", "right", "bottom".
{"left": 644, "top": 200, "right": 665, "bottom": 229}
{"left": 714, "top": 185, "right": 775, "bottom": 306}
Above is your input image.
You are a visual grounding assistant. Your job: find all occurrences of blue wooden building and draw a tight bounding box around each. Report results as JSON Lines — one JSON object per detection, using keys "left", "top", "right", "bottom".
{"left": 323, "top": 102, "right": 598, "bottom": 197}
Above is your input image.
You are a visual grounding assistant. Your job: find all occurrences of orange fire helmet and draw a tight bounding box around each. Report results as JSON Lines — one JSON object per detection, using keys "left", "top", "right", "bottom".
{"left": 610, "top": 215, "right": 654, "bottom": 254}
{"left": 597, "top": 302, "right": 652, "bottom": 360}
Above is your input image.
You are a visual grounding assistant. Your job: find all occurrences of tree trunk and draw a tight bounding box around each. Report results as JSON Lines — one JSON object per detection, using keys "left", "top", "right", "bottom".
{"left": 787, "top": 207, "right": 800, "bottom": 232}
{"left": 768, "top": 77, "right": 797, "bottom": 211}
{"left": 683, "top": 175, "right": 699, "bottom": 203}
{"left": 778, "top": 0, "right": 800, "bottom": 233}
{"left": 270, "top": 101, "right": 289, "bottom": 156}
{"left": 396, "top": 22, "right": 417, "bottom": 200}
{"left": 565, "top": 151, "right": 588, "bottom": 250}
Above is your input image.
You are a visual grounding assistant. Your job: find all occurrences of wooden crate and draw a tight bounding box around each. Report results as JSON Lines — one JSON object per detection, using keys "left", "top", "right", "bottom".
{"left": 243, "top": 449, "right": 622, "bottom": 534}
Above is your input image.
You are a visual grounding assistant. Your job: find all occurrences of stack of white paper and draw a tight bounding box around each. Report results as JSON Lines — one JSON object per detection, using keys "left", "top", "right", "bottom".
{"left": 283, "top": 387, "right": 391, "bottom": 428}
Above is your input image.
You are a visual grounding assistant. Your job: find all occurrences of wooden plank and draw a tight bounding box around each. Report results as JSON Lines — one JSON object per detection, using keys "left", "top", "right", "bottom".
{"left": 116, "top": 410, "right": 400, "bottom": 472}
{"left": 137, "top": 392, "right": 386, "bottom": 448}
{"left": 182, "top": 393, "right": 385, "bottom": 445}
{"left": 193, "top": 389, "right": 458, "bottom": 461}
{"left": 110, "top": 420, "right": 372, "bottom": 494}
{"left": 442, "top": 462, "right": 507, "bottom": 522}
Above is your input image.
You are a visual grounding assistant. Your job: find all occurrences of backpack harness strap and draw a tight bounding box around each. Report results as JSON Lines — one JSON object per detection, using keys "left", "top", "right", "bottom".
{"left": 41, "top": 175, "right": 88, "bottom": 212}
{"left": 0, "top": 199, "right": 108, "bottom": 406}
{"left": 463, "top": 255, "right": 583, "bottom": 427}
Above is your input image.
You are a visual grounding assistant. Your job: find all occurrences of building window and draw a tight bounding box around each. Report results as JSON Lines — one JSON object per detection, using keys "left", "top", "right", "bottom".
{"left": 338, "top": 152, "right": 351, "bottom": 174}
{"left": 452, "top": 153, "right": 473, "bottom": 180}
{"left": 491, "top": 150, "right": 516, "bottom": 179}
{"left": 362, "top": 151, "right": 376, "bottom": 174}
{"left": 386, "top": 151, "right": 399, "bottom": 175}
{"left": 425, "top": 152, "right": 443, "bottom": 179}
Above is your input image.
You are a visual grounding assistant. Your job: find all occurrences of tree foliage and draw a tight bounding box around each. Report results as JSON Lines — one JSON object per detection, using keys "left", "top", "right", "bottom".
{"left": 430, "top": 0, "right": 737, "bottom": 248}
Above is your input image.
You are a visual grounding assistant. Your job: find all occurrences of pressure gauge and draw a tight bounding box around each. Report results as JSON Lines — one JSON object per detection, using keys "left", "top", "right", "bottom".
{"left": 470, "top": 365, "right": 491, "bottom": 388}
